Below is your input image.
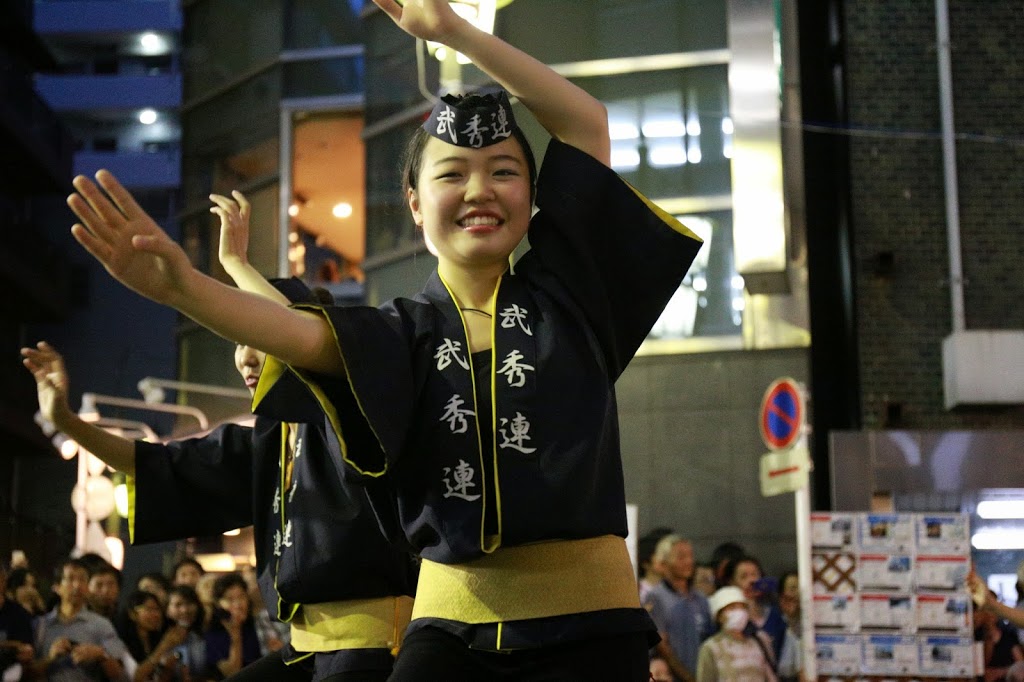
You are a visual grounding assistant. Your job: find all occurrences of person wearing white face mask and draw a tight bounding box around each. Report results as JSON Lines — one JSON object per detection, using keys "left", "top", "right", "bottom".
{"left": 696, "top": 587, "right": 778, "bottom": 682}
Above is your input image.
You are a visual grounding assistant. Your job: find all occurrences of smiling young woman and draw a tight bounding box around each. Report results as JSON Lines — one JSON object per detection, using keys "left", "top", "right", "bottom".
{"left": 60, "top": 0, "right": 704, "bottom": 678}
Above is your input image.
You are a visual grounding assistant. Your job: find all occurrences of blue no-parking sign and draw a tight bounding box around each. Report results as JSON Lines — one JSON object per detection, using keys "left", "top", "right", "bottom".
{"left": 759, "top": 377, "right": 805, "bottom": 451}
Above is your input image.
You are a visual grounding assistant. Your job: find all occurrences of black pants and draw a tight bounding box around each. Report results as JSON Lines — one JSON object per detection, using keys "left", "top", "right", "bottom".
{"left": 388, "top": 626, "right": 650, "bottom": 681}
{"left": 225, "top": 651, "right": 390, "bottom": 682}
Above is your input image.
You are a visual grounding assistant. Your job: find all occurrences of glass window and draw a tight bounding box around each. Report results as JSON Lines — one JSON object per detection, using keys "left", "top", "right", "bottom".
{"left": 284, "top": 0, "right": 364, "bottom": 49}
{"left": 363, "top": 12, "right": 429, "bottom": 124}
{"left": 283, "top": 56, "right": 364, "bottom": 98}
{"left": 183, "top": 0, "right": 284, "bottom": 101}
{"left": 499, "top": 0, "right": 727, "bottom": 64}
{"left": 648, "top": 211, "right": 743, "bottom": 341}
{"left": 182, "top": 69, "right": 281, "bottom": 205}
{"left": 575, "top": 66, "right": 731, "bottom": 199}
{"left": 289, "top": 112, "right": 365, "bottom": 282}
{"left": 364, "top": 120, "right": 420, "bottom": 258}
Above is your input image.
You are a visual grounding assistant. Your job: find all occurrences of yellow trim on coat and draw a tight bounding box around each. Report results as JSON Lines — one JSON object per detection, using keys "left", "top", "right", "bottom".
{"left": 289, "top": 596, "right": 414, "bottom": 653}
{"left": 437, "top": 271, "right": 503, "bottom": 555}
{"left": 126, "top": 473, "right": 137, "bottom": 544}
{"left": 411, "top": 536, "right": 639, "bottom": 626}
{"left": 625, "top": 183, "right": 705, "bottom": 242}
{"left": 252, "top": 308, "right": 389, "bottom": 479}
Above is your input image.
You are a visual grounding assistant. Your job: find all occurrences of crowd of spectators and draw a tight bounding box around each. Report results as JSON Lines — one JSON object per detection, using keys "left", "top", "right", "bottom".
{"left": 637, "top": 529, "right": 802, "bottom": 682}
{"left": 0, "top": 552, "right": 287, "bottom": 681}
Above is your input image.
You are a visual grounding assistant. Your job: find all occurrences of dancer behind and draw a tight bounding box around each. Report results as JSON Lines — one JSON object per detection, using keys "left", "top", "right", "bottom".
{"left": 62, "top": 0, "right": 702, "bottom": 677}
{"left": 23, "top": 200, "right": 416, "bottom": 682}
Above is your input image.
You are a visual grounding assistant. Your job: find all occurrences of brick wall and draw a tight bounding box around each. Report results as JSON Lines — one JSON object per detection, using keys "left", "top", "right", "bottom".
{"left": 844, "top": 0, "right": 1024, "bottom": 428}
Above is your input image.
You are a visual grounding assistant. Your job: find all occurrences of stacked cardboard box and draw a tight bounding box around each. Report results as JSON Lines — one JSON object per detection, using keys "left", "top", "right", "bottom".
{"left": 811, "top": 512, "right": 973, "bottom": 680}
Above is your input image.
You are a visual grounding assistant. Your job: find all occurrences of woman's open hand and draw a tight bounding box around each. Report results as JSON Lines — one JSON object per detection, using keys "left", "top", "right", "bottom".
{"left": 372, "top": 0, "right": 470, "bottom": 44}
{"left": 69, "top": 170, "right": 194, "bottom": 306}
{"left": 212, "top": 190, "right": 252, "bottom": 271}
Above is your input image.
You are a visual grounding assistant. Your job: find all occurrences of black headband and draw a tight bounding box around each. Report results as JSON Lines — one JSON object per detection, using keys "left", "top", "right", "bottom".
{"left": 423, "top": 90, "right": 519, "bottom": 149}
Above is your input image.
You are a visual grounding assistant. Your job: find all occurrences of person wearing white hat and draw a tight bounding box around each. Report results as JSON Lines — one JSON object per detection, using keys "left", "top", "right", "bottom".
{"left": 695, "top": 587, "right": 777, "bottom": 682}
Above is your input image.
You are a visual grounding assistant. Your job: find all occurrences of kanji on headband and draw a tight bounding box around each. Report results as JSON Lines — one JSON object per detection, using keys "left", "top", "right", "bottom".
{"left": 423, "top": 90, "right": 519, "bottom": 149}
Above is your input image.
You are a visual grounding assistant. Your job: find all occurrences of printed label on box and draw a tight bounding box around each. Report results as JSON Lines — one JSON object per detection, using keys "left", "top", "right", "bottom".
{"left": 814, "top": 552, "right": 858, "bottom": 594}
{"left": 816, "top": 633, "right": 862, "bottom": 676}
{"left": 814, "top": 593, "right": 860, "bottom": 631}
{"left": 918, "top": 635, "right": 975, "bottom": 677}
{"left": 859, "top": 514, "right": 916, "bottom": 553}
{"left": 859, "top": 554, "right": 915, "bottom": 591}
{"left": 861, "top": 634, "right": 920, "bottom": 676}
{"left": 813, "top": 513, "right": 858, "bottom": 550}
{"left": 916, "top": 593, "right": 971, "bottom": 633}
{"left": 915, "top": 555, "right": 969, "bottom": 591}
{"left": 916, "top": 514, "right": 970, "bottom": 555}
{"left": 860, "top": 593, "right": 916, "bottom": 633}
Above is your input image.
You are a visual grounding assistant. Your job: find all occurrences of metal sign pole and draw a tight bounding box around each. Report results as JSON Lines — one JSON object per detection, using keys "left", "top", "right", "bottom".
{"left": 794, "top": 447, "right": 817, "bottom": 681}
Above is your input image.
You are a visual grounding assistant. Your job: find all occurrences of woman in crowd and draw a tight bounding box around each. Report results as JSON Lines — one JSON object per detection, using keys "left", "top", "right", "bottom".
{"left": 171, "top": 559, "right": 205, "bottom": 590}
{"left": 116, "top": 589, "right": 190, "bottom": 681}
{"left": 166, "top": 585, "right": 207, "bottom": 681}
{"left": 696, "top": 587, "right": 778, "bottom": 682}
{"left": 723, "top": 556, "right": 786, "bottom": 662}
{"left": 137, "top": 573, "right": 172, "bottom": 609}
{"left": 59, "top": 0, "right": 701, "bottom": 678}
{"left": 775, "top": 571, "right": 801, "bottom": 682}
{"left": 204, "top": 573, "right": 262, "bottom": 680}
{"left": 7, "top": 568, "right": 46, "bottom": 617}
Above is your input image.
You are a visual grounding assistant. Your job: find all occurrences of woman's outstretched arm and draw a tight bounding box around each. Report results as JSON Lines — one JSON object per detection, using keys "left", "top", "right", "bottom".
{"left": 373, "top": 0, "right": 610, "bottom": 165}
{"left": 21, "top": 341, "right": 136, "bottom": 474}
{"left": 68, "top": 171, "right": 343, "bottom": 375}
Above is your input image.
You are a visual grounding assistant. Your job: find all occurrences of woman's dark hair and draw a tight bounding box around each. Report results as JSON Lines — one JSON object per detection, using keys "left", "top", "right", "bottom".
{"left": 401, "top": 94, "right": 538, "bottom": 204}
{"left": 7, "top": 567, "right": 34, "bottom": 593}
{"left": 168, "top": 585, "right": 205, "bottom": 635}
{"left": 137, "top": 571, "right": 171, "bottom": 595}
{"left": 721, "top": 555, "right": 764, "bottom": 587}
{"left": 172, "top": 557, "right": 205, "bottom": 581}
{"left": 211, "top": 572, "right": 248, "bottom": 603}
{"left": 116, "top": 590, "right": 164, "bottom": 661}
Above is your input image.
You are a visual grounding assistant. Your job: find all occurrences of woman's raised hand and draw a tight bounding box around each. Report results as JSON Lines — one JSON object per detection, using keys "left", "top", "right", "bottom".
{"left": 211, "top": 190, "right": 252, "bottom": 270}
{"left": 372, "top": 0, "right": 469, "bottom": 44}
{"left": 69, "top": 171, "right": 194, "bottom": 307}
{"left": 20, "top": 341, "right": 72, "bottom": 425}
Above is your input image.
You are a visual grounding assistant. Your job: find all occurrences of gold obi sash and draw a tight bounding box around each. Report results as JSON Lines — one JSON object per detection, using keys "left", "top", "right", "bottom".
{"left": 412, "top": 535, "right": 640, "bottom": 625}
{"left": 289, "top": 595, "right": 414, "bottom": 654}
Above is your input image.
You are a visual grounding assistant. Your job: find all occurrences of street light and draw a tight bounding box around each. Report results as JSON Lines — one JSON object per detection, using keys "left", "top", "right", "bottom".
{"left": 137, "top": 377, "right": 251, "bottom": 405}
{"left": 81, "top": 392, "right": 210, "bottom": 431}
{"left": 418, "top": 0, "right": 516, "bottom": 93}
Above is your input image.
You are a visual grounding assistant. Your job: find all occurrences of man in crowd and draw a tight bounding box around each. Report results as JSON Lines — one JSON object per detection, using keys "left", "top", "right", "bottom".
{"left": 86, "top": 565, "right": 121, "bottom": 622}
{"left": 0, "top": 564, "right": 34, "bottom": 679}
{"left": 644, "top": 534, "right": 714, "bottom": 682}
{"left": 32, "top": 558, "right": 132, "bottom": 681}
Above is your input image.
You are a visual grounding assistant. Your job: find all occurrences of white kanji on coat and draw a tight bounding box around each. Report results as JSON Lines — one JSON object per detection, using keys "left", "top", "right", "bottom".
{"left": 498, "top": 412, "right": 538, "bottom": 454}
{"left": 499, "top": 304, "right": 533, "bottom": 336}
{"left": 497, "top": 349, "right": 535, "bottom": 388}
{"left": 281, "top": 521, "right": 293, "bottom": 548}
{"left": 434, "top": 338, "right": 470, "bottom": 371}
{"left": 442, "top": 459, "right": 482, "bottom": 501}
{"left": 440, "top": 394, "right": 475, "bottom": 434}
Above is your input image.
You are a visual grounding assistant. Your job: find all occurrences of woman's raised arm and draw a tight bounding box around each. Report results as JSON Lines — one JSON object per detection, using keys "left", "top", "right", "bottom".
{"left": 373, "top": 0, "right": 610, "bottom": 164}
{"left": 69, "top": 171, "right": 343, "bottom": 376}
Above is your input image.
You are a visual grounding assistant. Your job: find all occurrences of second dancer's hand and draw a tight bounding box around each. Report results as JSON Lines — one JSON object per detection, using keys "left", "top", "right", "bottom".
{"left": 211, "top": 190, "right": 252, "bottom": 272}
{"left": 20, "top": 341, "right": 74, "bottom": 429}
